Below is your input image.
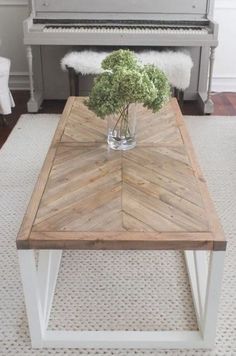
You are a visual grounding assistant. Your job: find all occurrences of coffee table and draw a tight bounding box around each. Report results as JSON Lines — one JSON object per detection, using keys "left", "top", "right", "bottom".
{"left": 17, "top": 97, "right": 226, "bottom": 349}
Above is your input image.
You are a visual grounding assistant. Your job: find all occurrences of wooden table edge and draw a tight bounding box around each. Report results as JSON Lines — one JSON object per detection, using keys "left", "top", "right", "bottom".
{"left": 15, "top": 231, "right": 227, "bottom": 251}
{"left": 16, "top": 97, "right": 76, "bottom": 247}
{"left": 171, "top": 99, "right": 226, "bottom": 249}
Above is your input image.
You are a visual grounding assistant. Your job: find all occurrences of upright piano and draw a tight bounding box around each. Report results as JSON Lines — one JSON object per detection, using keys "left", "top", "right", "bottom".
{"left": 23, "top": 0, "right": 218, "bottom": 113}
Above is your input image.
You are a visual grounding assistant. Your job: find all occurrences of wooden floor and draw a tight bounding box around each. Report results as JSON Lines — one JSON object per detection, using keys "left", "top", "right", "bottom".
{"left": 1, "top": 91, "right": 236, "bottom": 149}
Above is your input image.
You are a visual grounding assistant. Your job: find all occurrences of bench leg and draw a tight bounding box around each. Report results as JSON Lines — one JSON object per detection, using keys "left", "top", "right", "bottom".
{"left": 174, "top": 88, "right": 184, "bottom": 109}
{"left": 74, "top": 72, "right": 79, "bottom": 96}
{"left": 67, "top": 67, "right": 80, "bottom": 96}
{"left": 178, "top": 90, "right": 184, "bottom": 109}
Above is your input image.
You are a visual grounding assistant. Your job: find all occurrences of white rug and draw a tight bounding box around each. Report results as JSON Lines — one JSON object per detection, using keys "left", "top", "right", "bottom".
{"left": 0, "top": 113, "right": 236, "bottom": 355}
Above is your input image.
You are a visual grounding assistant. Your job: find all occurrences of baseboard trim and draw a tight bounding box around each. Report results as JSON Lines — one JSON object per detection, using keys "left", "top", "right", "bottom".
{"left": 0, "top": 0, "right": 28, "bottom": 5}
{"left": 9, "top": 72, "right": 30, "bottom": 90}
{"left": 9, "top": 73, "right": 236, "bottom": 93}
{"left": 215, "top": 0, "right": 236, "bottom": 10}
{"left": 212, "top": 77, "right": 236, "bottom": 92}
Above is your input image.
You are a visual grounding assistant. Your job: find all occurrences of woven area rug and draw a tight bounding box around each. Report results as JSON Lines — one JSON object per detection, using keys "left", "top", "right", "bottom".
{"left": 0, "top": 113, "right": 235, "bottom": 355}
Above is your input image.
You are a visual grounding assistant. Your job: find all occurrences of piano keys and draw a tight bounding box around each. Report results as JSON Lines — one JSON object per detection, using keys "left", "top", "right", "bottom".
{"left": 43, "top": 25, "right": 209, "bottom": 35}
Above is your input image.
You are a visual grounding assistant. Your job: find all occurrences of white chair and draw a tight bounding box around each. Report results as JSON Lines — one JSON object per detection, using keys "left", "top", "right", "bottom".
{"left": 0, "top": 57, "right": 15, "bottom": 120}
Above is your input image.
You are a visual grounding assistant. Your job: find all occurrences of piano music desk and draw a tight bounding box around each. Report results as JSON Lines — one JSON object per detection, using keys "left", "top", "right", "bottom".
{"left": 17, "top": 97, "right": 226, "bottom": 349}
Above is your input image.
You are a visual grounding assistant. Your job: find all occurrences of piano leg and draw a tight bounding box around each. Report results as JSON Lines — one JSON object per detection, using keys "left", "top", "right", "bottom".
{"left": 26, "top": 45, "right": 43, "bottom": 112}
{"left": 205, "top": 46, "right": 216, "bottom": 113}
{"left": 198, "top": 46, "right": 216, "bottom": 114}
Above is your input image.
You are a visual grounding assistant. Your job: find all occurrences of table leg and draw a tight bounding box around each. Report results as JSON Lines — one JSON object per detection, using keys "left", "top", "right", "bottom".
{"left": 185, "top": 250, "right": 225, "bottom": 347}
{"left": 37, "top": 250, "right": 62, "bottom": 328}
{"left": 202, "top": 250, "right": 225, "bottom": 347}
{"left": 18, "top": 249, "right": 62, "bottom": 347}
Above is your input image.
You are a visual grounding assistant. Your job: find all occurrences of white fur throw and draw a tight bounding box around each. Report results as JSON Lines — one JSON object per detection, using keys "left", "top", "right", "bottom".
{"left": 61, "top": 50, "right": 193, "bottom": 90}
{"left": 137, "top": 51, "right": 193, "bottom": 91}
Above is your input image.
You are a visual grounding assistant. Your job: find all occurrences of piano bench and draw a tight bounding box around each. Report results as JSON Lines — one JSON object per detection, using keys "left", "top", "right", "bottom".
{"left": 61, "top": 50, "right": 193, "bottom": 107}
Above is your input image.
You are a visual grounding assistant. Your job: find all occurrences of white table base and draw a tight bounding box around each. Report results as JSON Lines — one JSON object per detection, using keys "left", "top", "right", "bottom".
{"left": 18, "top": 249, "right": 225, "bottom": 349}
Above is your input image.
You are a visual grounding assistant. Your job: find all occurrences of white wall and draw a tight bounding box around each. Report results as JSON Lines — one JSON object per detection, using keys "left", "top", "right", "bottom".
{"left": 212, "top": 0, "right": 236, "bottom": 92}
{"left": 0, "top": 0, "right": 236, "bottom": 92}
{"left": 0, "top": 0, "right": 29, "bottom": 89}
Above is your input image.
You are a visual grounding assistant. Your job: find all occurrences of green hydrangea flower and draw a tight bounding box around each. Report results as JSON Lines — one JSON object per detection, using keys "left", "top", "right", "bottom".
{"left": 101, "top": 49, "right": 138, "bottom": 72}
{"left": 142, "top": 64, "right": 171, "bottom": 112}
{"left": 85, "top": 50, "right": 170, "bottom": 119}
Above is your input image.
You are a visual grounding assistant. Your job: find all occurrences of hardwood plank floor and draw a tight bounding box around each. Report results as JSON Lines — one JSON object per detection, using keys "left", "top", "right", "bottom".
{"left": 1, "top": 91, "right": 236, "bottom": 149}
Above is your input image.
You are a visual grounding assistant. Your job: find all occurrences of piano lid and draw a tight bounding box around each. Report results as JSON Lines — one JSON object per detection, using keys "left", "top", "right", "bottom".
{"left": 34, "top": 0, "right": 212, "bottom": 20}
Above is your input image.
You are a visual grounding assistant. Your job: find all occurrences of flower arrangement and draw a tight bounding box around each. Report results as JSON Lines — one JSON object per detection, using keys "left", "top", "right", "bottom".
{"left": 85, "top": 49, "right": 170, "bottom": 149}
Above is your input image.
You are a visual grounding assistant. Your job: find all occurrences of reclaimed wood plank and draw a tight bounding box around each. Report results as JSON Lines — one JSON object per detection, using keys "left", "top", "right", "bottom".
{"left": 171, "top": 99, "right": 226, "bottom": 250}
{"left": 17, "top": 97, "right": 76, "bottom": 248}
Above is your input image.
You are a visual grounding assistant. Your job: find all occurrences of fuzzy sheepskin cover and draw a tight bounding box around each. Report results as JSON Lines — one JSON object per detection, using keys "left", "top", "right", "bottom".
{"left": 61, "top": 51, "right": 109, "bottom": 76}
{"left": 137, "top": 51, "right": 193, "bottom": 90}
{"left": 61, "top": 50, "right": 193, "bottom": 90}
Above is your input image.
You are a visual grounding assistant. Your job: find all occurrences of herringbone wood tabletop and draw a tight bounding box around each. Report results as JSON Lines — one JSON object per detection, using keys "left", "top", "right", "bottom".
{"left": 17, "top": 97, "right": 226, "bottom": 251}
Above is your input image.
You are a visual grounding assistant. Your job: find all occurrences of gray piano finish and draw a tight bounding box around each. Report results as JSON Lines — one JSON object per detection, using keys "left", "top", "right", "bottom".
{"left": 25, "top": 0, "right": 218, "bottom": 113}
{"left": 34, "top": 0, "right": 212, "bottom": 18}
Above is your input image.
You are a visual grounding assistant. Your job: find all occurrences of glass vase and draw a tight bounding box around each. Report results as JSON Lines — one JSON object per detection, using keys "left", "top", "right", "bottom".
{"left": 107, "top": 103, "right": 137, "bottom": 150}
